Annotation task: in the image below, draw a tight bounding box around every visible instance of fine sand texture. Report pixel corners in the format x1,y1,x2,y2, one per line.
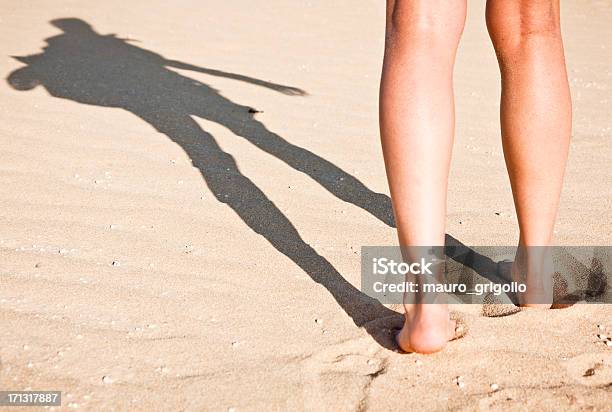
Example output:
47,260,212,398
1,1,611,410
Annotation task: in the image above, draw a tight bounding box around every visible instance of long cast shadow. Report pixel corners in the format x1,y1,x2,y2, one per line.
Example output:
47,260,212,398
11,19,518,348
8,18,406,347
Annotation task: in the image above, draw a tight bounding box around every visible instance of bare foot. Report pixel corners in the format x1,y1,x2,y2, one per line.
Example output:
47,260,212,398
395,304,459,354
512,246,554,309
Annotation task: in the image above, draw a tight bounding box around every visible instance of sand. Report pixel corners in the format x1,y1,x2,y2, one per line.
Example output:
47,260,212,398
0,0,611,410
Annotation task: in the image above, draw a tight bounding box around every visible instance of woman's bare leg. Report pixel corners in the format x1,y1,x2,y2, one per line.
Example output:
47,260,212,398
486,0,571,306
379,0,466,353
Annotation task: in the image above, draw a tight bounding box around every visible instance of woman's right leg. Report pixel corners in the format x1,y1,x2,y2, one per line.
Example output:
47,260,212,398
486,0,571,307
380,0,466,353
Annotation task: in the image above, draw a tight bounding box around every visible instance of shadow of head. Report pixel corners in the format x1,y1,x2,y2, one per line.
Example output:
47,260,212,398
7,18,97,91
50,17,93,33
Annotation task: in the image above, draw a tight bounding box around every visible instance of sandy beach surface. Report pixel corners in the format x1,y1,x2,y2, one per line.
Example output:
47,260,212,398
1,0,611,410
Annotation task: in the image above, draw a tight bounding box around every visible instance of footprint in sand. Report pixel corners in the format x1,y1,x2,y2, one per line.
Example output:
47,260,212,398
300,337,387,411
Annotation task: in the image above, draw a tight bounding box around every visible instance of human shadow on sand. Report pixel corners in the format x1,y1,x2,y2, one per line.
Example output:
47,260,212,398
8,18,501,349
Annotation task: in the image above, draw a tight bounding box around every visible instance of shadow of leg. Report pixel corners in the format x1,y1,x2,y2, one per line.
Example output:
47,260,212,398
218,115,396,227
139,112,401,348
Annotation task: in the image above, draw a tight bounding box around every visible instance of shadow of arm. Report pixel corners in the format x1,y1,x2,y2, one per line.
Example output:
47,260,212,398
7,67,40,91
7,56,41,91
164,59,307,96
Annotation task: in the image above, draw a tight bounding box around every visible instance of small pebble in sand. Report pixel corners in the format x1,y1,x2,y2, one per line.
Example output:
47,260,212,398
314,318,323,325
606,341,612,347
102,375,113,384
452,376,465,388
596,334,608,341
490,383,499,391
231,341,240,348
34,262,42,268
415,359,422,365
583,368,596,377
597,324,605,331
111,261,121,267
109,224,117,229
59,248,68,254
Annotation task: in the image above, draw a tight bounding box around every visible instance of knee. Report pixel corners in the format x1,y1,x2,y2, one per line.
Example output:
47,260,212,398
384,0,466,53
487,0,561,53
519,5,560,38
